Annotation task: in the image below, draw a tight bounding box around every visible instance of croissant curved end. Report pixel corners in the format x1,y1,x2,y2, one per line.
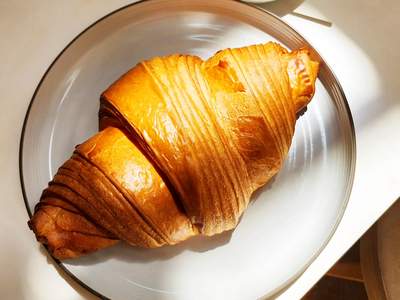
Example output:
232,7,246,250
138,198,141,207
29,206,118,259
286,49,320,113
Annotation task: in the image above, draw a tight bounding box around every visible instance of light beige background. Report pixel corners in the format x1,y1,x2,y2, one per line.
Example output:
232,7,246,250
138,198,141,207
0,0,399,299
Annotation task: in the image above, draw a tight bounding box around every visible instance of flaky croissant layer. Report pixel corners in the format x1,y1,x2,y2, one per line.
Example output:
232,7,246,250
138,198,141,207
29,42,319,259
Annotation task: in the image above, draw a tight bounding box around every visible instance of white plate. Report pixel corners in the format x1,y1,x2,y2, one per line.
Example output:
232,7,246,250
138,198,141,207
20,0,355,299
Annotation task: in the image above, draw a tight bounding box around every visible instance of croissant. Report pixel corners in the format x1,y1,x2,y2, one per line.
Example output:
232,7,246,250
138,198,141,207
28,42,319,259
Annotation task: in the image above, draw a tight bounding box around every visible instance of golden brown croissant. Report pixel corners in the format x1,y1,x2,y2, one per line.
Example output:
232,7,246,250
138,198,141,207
28,42,319,259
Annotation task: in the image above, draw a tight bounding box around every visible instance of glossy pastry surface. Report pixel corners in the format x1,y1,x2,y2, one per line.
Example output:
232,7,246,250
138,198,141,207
29,42,319,259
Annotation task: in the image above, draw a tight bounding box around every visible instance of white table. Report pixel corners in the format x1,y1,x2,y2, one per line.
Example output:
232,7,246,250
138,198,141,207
1,1,398,299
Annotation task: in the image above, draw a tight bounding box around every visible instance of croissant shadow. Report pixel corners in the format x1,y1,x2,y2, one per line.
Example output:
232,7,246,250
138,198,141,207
66,227,233,267
66,173,282,267
64,177,283,268
249,174,277,204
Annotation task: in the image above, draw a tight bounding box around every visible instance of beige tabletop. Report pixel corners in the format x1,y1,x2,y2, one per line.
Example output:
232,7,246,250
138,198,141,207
0,0,399,299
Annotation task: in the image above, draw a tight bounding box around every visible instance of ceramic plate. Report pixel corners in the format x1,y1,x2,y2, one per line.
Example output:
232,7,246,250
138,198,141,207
20,0,355,299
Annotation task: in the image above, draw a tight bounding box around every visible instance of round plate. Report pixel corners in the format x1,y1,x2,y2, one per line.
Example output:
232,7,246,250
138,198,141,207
20,0,355,299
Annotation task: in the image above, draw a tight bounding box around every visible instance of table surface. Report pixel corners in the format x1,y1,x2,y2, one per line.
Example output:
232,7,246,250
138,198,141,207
1,0,399,299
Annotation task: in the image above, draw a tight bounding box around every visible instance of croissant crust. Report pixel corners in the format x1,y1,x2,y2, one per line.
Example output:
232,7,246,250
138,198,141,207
29,42,319,259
